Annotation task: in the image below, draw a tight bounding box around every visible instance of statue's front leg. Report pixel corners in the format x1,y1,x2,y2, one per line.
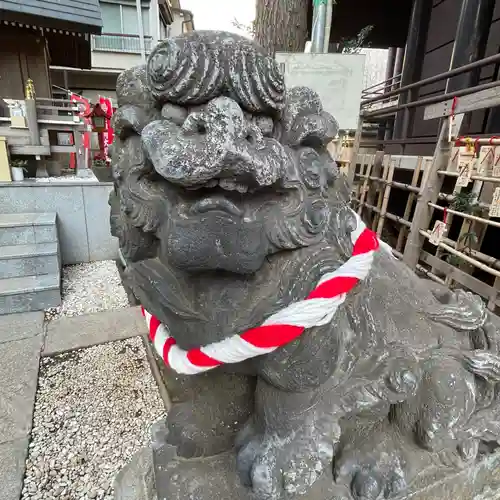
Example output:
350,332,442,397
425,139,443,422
159,365,256,458
236,377,340,499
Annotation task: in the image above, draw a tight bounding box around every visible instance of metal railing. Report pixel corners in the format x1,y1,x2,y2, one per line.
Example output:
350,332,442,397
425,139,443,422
91,33,153,54
360,52,500,120
361,73,402,112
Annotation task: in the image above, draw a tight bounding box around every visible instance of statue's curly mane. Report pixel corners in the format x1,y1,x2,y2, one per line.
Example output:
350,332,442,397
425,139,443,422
147,31,285,113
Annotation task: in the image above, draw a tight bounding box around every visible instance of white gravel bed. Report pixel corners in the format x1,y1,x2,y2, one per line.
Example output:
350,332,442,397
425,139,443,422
22,337,166,500
46,261,129,321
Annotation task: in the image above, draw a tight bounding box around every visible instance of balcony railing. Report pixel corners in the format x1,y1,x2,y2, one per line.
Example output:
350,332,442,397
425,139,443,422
91,33,153,54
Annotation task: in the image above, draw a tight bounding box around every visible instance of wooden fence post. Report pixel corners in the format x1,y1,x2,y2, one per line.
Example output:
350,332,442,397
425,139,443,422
376,156,395,237
364,151,384,227
25,99,40,146
357,154,374,217
347,115,364,188
396,156,423,253
402,117,462,269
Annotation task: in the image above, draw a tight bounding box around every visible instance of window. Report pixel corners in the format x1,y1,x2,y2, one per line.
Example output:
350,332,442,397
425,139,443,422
101,3,121,33
142,9,150,37
99,2,150,35
96,2,152,52
122,5,139,34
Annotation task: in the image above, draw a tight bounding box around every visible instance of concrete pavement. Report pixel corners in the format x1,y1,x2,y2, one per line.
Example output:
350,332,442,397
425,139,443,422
0,307,146,500
0,311,44,500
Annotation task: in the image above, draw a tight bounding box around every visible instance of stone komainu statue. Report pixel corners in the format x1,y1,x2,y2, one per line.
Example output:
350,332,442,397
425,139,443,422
110,31,500,500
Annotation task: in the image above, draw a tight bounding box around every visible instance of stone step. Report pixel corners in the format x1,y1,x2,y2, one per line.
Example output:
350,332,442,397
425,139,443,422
0,274,61,315
0,242,60,279
0,213,57,247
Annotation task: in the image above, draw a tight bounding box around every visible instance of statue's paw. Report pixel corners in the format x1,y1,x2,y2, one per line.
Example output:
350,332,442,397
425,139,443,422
166,399,244,458
236,420,339,499
166,402,209,458
336,460,408,500
437,438,479,468
334,423,414,500
349,469,407,500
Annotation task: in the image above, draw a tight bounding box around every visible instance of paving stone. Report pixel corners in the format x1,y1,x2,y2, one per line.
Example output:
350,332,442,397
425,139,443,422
0,335,42,443
43,306,147,356
0,311,44,344
0,437,29,500
0,274,61,315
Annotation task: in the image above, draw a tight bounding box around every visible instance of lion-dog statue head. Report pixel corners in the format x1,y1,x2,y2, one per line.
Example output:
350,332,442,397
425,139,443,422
110,30,341,277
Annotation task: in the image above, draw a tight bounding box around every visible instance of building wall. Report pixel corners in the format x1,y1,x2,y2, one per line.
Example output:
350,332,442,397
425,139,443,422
81,89,118,103
170,13,185,37
0,26,51,99
91,50,143,71
0,181,118,264
401,0,500,155
360,48,390,90
51,70,118,95
48,1,191,103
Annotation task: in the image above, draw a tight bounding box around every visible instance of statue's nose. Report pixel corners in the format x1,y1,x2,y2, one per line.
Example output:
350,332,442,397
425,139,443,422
180,99,276,184
182,97,248,141
143,95,288,188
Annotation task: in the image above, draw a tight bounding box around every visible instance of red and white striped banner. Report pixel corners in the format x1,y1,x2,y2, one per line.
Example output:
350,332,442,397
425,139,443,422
142,213,386,375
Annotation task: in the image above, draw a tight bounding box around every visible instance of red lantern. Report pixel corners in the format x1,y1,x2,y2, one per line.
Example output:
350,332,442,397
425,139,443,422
83,103,111,133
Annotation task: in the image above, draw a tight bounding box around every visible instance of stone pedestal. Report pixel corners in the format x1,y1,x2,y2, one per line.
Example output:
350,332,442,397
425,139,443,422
115,420,349,500
115,423,500,500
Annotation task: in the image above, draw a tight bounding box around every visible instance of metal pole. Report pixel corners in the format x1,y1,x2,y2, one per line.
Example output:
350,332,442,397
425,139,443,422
63,70,69,92
378,47,397,141
445,0,496,93
323,0,334,53
393,48,405,88
136,0,146,63
311,0,327,53
445,0,496,132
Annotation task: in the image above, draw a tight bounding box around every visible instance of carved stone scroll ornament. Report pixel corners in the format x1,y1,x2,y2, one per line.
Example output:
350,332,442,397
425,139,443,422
110,31,500,500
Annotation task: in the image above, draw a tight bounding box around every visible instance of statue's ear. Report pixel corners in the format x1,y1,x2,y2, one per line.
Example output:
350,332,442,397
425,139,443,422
284,112,339,149
279,86,339,148
109,190,159,263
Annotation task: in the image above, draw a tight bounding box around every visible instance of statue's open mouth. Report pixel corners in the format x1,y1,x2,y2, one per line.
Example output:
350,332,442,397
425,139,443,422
165,172,287,218
191,194,243,217
187,178,248,216
186,177,250,193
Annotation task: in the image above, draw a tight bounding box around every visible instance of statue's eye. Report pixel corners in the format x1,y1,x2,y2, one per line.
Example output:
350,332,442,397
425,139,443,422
161,103,187,125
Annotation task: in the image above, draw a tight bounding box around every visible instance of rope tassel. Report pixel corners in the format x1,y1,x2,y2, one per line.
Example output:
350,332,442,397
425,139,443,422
141,213,382,375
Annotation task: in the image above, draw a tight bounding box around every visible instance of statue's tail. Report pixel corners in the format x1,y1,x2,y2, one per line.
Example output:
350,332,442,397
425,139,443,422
438,310,500,384
427,287,500,384
462,350,500,384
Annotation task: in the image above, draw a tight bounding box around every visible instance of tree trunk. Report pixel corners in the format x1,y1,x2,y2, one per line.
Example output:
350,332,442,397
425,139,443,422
254,0,310,55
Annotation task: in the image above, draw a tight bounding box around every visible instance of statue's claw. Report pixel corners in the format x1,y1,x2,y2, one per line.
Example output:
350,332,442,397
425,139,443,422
236,418,339,499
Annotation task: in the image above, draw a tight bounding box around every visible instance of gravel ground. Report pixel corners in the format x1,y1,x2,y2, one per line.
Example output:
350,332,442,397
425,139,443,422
22,337,166,500
46,261,129,321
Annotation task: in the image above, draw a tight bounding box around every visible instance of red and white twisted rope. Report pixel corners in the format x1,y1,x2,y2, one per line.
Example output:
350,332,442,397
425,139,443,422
141,213,386,375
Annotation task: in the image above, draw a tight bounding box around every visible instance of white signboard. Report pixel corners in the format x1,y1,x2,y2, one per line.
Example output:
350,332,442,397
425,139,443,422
275,52,366,131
